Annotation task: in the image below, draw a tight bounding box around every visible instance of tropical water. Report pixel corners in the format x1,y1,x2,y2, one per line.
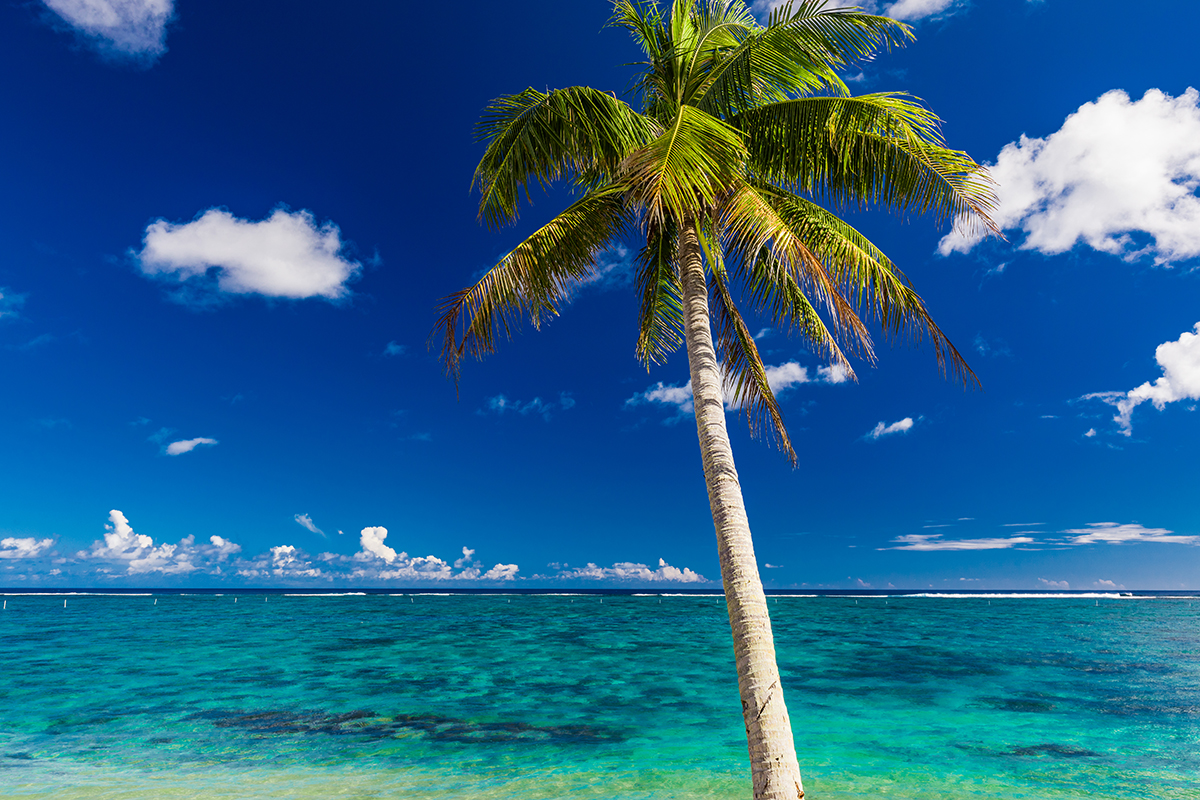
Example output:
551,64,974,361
1,592,1198,799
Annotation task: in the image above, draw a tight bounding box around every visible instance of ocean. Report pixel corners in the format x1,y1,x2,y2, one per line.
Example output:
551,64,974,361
1,591,1197,799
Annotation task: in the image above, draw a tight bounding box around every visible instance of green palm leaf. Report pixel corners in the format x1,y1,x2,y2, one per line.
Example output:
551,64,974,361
700,225,797,463
735,93,998,230
758,183,978,385
635,222,686,366
434,188,631,381
474,86,658,228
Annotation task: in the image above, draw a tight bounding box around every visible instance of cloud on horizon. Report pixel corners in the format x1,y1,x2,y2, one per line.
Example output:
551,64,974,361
940,88,1200,265
540,558,707,584
136,208,361,301
42,0,174,61
78,509,241,574
1,536,56,559
1083,322,1200,435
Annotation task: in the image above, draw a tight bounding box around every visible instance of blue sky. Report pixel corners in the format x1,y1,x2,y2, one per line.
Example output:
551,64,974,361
2,0,1198,591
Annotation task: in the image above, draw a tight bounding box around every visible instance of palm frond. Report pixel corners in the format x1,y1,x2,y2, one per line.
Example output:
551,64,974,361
770,1,912,65
692,1,911,117
433,188,631,383
609,0,668,60
699,225,797,464
635,222,686,367
719,181,874,358
758,184,978,385
735,94,998,233
474,86,657,228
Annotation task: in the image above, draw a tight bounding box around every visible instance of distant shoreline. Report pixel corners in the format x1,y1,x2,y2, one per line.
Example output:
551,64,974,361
2,587,1197,598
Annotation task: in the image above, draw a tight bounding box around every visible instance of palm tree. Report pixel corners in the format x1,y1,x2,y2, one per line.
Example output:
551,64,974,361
433,1,996,797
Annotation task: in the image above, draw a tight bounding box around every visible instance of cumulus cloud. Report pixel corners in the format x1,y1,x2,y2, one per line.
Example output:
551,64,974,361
165,437,217,456
0,537,55,559
344,527,519,582
236,544,327,580
880,533,1036,551
481,392,574,420
1061,522,1198,546
359,526,397,563
80,509,242,574
136,208,361,300
628,360,845,416
1094,579,1125,590
294,514,325,538
865,417,914,440
546,558,707,583
482,563,520,581
1038,578,1069,589
1084,323,1200,434
42,0,173,59
939,88,1200,265
752,0,959,22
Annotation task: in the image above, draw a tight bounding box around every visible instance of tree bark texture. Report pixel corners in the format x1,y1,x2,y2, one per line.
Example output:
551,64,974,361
677,218,805,800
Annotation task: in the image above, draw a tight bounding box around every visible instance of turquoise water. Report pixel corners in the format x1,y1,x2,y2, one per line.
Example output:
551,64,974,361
1,593,1198,799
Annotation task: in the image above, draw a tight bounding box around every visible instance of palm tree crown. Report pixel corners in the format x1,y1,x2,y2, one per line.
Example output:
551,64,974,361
437,0,995,462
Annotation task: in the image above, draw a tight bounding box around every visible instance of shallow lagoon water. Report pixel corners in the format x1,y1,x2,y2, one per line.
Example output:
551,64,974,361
1,593,1198,798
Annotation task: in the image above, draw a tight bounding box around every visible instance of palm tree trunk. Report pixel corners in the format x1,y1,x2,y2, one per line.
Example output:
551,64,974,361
677,217,805,800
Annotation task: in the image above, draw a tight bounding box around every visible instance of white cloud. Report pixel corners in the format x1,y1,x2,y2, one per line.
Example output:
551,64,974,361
816,363,850,384
383,341,406,357
1084,428,1097,438
881,0,957,21
165,437,217,456
1086,323,1200,434
1061,522,1198,546
1038,577,1069,589
548,558,707,583
482,563,519,581
881,533,1036,551
1094,578,1125,590
294,514,325,538
865,417,913,440
344,528,517,581
42,0,173,59
764,563,784,569
628,360,844,416
0,537,55,559
236,544,327,580
359,526,397,564
80,509,242,574
137,208,361,300
940,88,1200,265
